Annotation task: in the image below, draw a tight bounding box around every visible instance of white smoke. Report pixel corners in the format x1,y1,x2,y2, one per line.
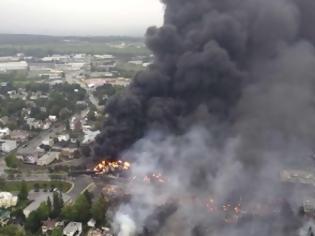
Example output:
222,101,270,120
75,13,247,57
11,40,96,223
113,212,136,236
299,220,315,236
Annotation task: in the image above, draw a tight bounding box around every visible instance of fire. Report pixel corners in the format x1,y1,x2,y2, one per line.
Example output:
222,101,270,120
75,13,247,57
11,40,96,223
144,172,168,184
94,160,131,174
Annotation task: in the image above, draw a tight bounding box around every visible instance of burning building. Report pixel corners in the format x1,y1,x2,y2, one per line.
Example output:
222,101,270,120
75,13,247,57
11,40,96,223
93,0,315,235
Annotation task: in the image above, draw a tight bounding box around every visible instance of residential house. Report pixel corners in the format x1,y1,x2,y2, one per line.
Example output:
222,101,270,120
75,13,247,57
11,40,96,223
0,209,10,227
37,152,60,166
0,128,10,138
41,218,57,234
0,140,17,153
83,130,100,144
63,222,82,236
49,115,57,122
70,116,82,131
57,134,70,143
10,130,30,143
87,218,96,228
0,192,18,208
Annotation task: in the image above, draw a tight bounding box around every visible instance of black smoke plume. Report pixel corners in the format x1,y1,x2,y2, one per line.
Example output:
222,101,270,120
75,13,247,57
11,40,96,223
95,0,315,160
96,0,315,235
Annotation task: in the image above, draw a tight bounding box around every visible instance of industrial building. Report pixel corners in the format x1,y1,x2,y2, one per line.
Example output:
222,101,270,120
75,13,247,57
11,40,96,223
0,61,28,72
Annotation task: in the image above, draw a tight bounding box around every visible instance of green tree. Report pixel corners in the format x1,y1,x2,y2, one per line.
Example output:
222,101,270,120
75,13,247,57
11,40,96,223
47,197,52,214
61,194,91,222
25,203,50,233
5,153,19,168
51,228,63,236
0,225,26,236
18,181,28,202
51,192,63,218
61,205,75,222
83,190,93,206
91,197,107,226
73,194,91,222
34,183,40,192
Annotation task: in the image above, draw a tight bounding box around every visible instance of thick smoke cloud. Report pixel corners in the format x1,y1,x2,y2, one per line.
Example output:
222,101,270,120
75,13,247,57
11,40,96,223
95,0,315,159
95,0,315,235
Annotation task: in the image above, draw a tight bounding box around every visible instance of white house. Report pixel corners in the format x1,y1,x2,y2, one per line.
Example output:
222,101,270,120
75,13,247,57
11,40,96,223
48,115,57,122
0,192,18,208
37,152,60,166
0,140,17,153
0,128,10,138
63,222,82,236
57,134,70,142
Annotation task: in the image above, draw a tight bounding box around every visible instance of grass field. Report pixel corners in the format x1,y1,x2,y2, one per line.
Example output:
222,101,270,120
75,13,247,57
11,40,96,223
0,180,72,193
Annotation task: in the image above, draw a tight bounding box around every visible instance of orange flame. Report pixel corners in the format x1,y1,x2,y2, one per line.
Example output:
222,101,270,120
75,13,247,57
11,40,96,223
94,160,131,174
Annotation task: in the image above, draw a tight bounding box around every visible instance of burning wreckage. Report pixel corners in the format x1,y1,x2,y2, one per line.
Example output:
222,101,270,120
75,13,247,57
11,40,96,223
90,0,315,235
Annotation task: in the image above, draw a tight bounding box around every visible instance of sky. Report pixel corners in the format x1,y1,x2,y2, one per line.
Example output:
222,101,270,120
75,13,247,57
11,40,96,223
0,0,164,36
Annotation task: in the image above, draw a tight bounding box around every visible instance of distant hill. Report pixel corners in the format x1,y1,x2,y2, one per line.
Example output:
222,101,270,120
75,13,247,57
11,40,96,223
0,34,148,57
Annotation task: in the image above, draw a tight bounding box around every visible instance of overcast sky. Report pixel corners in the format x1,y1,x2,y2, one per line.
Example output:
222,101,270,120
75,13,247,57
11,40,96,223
0,0,164,36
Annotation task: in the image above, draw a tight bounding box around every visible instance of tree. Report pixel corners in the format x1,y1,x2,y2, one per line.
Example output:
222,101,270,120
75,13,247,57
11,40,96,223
61,193,91,223
0,225,26,236
61,205,75,222
25,203,50,233
84,190,93,206
47,197,52,213
51,228,63,236
5,153,19,168
91,197,107,226
18,181,28,202
73,194,91,222
34,183,40,192
51,192,63,218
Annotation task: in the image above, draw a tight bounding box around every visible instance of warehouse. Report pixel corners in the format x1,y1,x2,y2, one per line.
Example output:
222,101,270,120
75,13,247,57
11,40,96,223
0,61,28,72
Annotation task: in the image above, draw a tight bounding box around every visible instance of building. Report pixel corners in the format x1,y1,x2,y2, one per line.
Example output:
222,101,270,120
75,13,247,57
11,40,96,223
37,152,60,166
24,192,70,218
0,192,18,208
10,130,29,143
0,140,17,153
63,222,82,236
49,115,57,122
0,128,10,138
60,148,77,159
70,116,82,131
0,209,10,226
22,155,37,165
0,61,28,72
83,130,100,144
57,134,70,143
87,218,96,228
41,218,57,234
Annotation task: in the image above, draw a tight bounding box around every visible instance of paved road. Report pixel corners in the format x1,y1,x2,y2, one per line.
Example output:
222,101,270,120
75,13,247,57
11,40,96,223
0,154,6,177
67,175,94,200
65,72,104,111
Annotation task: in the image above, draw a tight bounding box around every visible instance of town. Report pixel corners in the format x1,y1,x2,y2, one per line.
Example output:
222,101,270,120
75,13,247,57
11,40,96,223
0,35,152,236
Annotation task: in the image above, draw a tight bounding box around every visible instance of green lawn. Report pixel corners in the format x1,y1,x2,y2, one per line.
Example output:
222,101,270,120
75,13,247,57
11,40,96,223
0,180,72,193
